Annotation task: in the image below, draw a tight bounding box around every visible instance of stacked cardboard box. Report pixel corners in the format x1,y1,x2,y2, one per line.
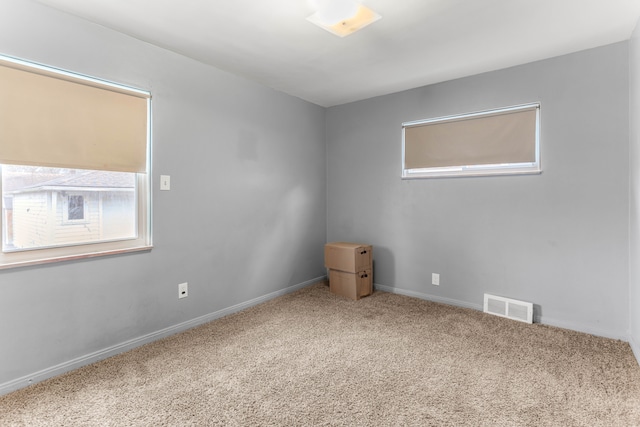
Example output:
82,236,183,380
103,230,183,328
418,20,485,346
324,242,373,300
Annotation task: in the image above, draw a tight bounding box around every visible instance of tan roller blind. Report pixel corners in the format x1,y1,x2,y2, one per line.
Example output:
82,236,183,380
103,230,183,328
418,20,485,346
0,59,149,173
404,106,537,170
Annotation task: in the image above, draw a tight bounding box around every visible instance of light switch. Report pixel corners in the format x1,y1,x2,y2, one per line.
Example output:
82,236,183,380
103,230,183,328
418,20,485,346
160,175,171,191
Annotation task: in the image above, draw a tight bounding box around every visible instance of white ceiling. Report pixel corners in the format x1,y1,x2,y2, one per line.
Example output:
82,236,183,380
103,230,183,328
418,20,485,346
34,0,640,107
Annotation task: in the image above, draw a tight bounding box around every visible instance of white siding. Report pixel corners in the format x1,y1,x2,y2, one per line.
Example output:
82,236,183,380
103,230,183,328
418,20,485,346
52,192,101,245
12,192,50,248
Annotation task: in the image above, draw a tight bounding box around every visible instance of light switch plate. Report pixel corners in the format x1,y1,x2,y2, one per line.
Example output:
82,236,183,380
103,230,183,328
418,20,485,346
160,175,171,191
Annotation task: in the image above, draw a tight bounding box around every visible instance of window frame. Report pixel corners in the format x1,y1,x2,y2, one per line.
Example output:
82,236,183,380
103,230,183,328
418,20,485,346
0,55,152,269
401,103,541,179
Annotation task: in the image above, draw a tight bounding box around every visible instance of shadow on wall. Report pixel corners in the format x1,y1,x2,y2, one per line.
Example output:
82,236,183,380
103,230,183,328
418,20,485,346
372,245,395,287
533,304,543,323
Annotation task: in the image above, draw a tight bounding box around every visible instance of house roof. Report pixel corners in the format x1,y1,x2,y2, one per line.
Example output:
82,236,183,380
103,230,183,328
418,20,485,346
6,170,135,194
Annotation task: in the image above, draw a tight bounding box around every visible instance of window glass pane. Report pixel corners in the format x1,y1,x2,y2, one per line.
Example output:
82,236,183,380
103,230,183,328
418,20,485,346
1,165,137,252
68,195,84,220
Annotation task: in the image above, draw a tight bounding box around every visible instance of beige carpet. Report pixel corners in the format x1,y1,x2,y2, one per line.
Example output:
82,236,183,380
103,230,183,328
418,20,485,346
1,282,640,426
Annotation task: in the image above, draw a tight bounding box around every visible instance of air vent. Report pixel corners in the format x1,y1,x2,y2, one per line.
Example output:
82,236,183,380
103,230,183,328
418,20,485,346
483,294,533,324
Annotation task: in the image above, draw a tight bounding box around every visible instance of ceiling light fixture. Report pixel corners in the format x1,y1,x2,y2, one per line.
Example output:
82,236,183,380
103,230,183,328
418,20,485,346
307,0,381,37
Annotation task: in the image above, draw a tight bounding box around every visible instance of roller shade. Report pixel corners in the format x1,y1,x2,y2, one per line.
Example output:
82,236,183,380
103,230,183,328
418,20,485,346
403,105,538,170
0,58,149,173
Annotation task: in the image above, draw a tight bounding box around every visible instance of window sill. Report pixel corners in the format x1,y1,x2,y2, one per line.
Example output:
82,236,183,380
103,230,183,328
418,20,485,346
402,166,542,179
0,245,153,270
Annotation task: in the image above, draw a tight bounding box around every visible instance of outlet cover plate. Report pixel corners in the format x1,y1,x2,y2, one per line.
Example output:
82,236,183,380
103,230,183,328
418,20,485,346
432,273,440,286
178,282,188,299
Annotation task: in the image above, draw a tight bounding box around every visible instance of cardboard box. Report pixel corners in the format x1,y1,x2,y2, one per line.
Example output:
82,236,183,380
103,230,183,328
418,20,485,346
329,268,373,300
324,242,372,273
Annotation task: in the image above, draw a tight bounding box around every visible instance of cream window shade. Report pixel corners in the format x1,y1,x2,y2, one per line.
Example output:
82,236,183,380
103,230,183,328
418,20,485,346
402,104,540,178
0,57,150,173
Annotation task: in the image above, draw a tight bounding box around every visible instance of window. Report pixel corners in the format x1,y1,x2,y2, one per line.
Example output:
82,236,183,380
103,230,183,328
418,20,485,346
67,195,85,221
0,55,151,268
402,103,540,179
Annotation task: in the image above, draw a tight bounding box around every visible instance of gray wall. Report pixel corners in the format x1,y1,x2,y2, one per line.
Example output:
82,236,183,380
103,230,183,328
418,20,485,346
327,42,630,340
630,20,640,362
0,0,327,392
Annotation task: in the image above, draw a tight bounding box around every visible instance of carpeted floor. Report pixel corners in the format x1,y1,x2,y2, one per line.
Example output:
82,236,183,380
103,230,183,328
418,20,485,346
1,282,640,426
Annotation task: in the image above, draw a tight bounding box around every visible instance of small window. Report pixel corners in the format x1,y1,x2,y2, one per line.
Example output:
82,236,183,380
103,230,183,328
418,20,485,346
402,103,540,179
0,54,151,268
67,195,85,221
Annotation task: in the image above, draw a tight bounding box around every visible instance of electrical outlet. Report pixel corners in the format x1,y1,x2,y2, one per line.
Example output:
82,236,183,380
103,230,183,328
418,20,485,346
178,282,188,299
432,273,440,286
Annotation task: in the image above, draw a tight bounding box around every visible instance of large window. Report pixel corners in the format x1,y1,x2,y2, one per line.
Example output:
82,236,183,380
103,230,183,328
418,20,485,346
0,55,151,269
402,103,540,178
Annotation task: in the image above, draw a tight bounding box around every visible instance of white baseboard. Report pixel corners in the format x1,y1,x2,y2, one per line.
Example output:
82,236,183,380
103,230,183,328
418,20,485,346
0,276,326,397
374,283,628,342
374,283,483,311
532,315,628,342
